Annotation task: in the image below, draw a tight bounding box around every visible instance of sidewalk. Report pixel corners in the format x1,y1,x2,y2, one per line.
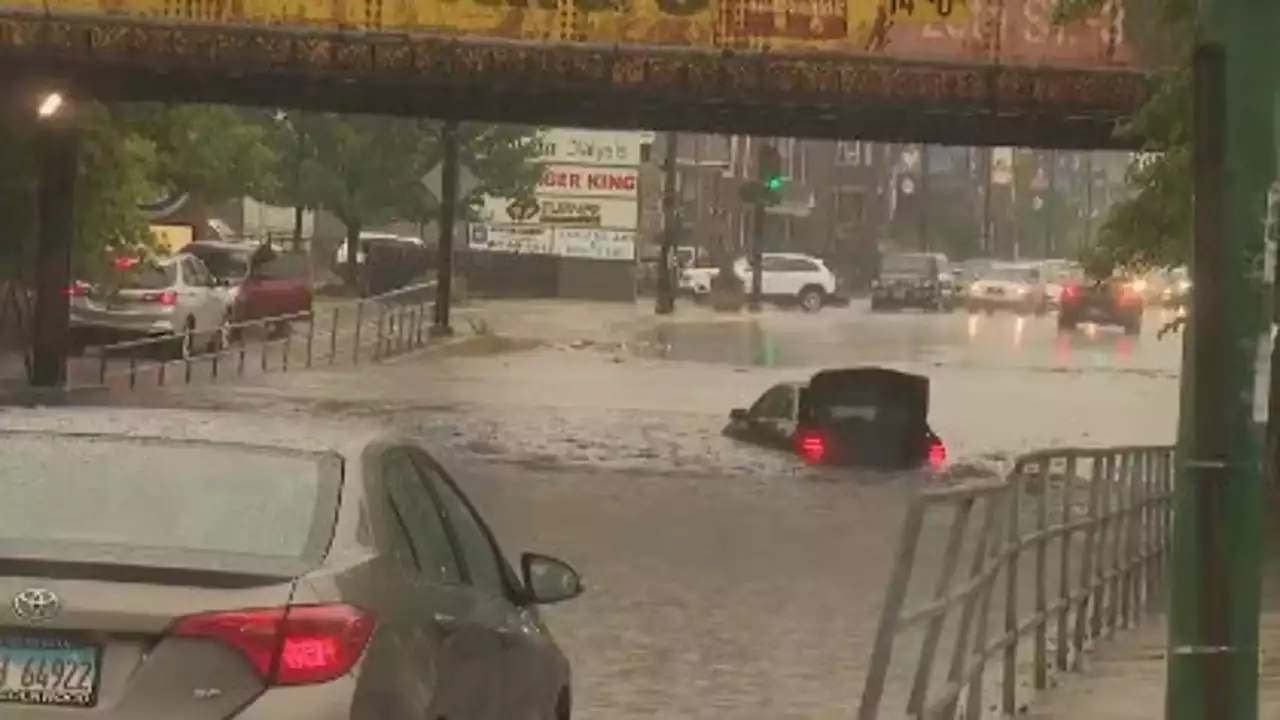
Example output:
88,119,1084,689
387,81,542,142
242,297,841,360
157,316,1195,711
1029,614,1280,718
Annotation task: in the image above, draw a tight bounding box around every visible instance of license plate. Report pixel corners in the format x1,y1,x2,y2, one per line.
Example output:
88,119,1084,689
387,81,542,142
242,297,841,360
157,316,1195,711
1087,308,1104,318
892,288,905,298
0,636,99,707
986,287,1003,295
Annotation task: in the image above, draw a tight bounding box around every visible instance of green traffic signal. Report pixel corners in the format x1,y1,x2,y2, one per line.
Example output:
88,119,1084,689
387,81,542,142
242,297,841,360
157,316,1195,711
764,175,783,191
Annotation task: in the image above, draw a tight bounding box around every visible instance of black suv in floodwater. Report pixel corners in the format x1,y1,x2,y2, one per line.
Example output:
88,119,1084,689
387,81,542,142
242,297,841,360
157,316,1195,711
1058,276,1145,335
871,252,954,311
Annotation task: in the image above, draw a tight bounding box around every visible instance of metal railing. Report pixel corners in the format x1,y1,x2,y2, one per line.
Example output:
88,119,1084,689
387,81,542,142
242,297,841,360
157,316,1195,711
69,281,438,391
858,445,1175,719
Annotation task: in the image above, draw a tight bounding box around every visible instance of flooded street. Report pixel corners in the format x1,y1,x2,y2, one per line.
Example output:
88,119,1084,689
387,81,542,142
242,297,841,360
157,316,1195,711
34,299,1183,718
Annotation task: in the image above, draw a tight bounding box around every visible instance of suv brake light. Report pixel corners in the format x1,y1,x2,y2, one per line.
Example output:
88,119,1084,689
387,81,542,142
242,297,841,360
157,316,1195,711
796,428,827,464
170,604,374,686
1061,284,1079,301
927,438,947,468
142,290,177,306
65,282,89,298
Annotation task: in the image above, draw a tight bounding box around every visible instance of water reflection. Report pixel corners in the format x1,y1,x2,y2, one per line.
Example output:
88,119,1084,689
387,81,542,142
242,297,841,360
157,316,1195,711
964,313,1028,348
1012,316,1026,349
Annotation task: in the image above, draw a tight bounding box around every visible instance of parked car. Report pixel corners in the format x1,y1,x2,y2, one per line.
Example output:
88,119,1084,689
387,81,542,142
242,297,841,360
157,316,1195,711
870,252,954,312
1058,276,1145,335
964,262,1050,315
681,253,843,312
723,367,946,471
68,254,232,358
184,241,313,338
0,408,582,720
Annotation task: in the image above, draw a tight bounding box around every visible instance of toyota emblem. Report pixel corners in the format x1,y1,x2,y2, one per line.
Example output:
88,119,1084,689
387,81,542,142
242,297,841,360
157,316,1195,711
12,588,61,622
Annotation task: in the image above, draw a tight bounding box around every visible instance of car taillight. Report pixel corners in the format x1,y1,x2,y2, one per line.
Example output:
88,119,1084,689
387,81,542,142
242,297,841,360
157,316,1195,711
65,282,88,297
927,438,947,469
1061,285,1079,300
142,290,177,306
170,604,374,686
796,428,827,464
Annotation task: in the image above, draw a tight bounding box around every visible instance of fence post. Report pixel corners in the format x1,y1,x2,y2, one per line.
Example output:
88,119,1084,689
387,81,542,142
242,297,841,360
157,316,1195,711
1002,473,1023,715
1090,454,1114,639
305,311,315,369
1073,454,1105,669
937,492,1001,719
353,300,364,365
1033,459,1050,690
1056,454,1078,672
963,493,1010,720
330,307,340,366
905,497,974,715
856,500,927,720
1107,453,1128,636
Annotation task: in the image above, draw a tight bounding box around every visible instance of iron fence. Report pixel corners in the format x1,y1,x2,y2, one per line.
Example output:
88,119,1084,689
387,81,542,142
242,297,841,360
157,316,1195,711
857,445,1175,719
68,281,438,391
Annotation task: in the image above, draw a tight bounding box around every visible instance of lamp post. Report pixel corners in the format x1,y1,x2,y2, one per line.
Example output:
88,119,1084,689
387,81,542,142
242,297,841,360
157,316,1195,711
30,91,77,388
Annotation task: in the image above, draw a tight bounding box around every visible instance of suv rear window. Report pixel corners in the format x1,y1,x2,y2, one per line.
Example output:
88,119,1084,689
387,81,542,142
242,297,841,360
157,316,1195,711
188,246,250,282
115,263,176,290
257,252,310,281
882,255,933,275
0,435,334,566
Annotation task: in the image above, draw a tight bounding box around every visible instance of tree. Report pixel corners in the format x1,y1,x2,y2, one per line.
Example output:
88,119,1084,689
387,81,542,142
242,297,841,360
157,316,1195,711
262,113,542,287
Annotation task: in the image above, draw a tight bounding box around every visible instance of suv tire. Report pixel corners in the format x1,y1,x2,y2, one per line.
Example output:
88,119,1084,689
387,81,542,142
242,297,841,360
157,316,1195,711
798,286,824,313
1058,315,1078,331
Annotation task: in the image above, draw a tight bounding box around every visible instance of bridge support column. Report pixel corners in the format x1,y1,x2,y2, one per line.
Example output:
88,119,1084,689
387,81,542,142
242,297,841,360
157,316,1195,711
1167,0,1280,716
30,121,77,388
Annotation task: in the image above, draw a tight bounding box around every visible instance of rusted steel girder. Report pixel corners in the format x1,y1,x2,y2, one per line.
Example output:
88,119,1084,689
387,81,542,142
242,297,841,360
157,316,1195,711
0,12,1154,148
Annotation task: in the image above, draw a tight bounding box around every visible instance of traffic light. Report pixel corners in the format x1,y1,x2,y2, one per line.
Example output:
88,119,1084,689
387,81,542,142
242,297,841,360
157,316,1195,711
759,145,783,193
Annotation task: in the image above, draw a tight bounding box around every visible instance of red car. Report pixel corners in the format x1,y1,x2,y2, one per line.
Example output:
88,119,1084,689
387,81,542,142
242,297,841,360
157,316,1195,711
184,241,313,336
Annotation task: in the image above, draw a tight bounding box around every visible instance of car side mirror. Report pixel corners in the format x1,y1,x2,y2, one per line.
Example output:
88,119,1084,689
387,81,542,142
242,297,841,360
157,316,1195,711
520,552,583,605
730,408,748,421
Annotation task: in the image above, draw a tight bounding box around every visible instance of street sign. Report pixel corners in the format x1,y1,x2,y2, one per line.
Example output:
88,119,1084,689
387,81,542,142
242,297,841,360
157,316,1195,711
421,161,481,205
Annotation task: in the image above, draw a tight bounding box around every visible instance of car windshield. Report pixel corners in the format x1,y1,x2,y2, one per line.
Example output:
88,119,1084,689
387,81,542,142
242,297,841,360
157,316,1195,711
115,261,176,290
190,247,250,281
882,254,932,275
0,435,331,566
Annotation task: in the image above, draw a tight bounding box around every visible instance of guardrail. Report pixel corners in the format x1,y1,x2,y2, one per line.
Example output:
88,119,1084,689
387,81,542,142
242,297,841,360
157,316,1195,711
857,446,1175,719
70,281,438,391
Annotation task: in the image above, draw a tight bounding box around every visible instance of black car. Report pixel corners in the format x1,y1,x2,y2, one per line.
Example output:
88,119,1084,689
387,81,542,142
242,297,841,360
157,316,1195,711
871,252,954,312
1058,277,1144,335
724,367,946,470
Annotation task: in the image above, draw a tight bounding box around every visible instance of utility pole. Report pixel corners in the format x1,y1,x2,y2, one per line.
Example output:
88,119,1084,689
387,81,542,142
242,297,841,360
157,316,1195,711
747,140,782,313
1166,0,1279,716
918,144,930,252
1045,150,1057,256
655,131,678,315
981,147,993,256
1083,152,1094,250
30,101,76,388
431,119,460,338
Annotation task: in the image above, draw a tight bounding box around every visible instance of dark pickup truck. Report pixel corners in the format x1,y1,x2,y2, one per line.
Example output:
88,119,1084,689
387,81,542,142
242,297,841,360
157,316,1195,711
1058,278,1144,335
871,252,954,312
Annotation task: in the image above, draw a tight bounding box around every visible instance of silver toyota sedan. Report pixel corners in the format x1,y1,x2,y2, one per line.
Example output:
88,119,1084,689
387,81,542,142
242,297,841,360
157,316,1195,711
0,408,581,719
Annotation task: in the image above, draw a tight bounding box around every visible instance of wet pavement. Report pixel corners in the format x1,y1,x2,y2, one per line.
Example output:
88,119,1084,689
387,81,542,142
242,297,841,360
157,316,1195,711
9,298,1185,719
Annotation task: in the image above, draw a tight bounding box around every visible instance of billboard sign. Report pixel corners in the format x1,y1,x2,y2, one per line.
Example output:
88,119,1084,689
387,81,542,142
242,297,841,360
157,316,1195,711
555,228,637,261
533,130,649,167
538,165,640,199
480,196,639,230
468,225,554,254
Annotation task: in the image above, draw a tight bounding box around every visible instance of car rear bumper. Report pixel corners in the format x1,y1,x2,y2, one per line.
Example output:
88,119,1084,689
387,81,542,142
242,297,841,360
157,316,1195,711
965,295,1034,310
871,287,945,306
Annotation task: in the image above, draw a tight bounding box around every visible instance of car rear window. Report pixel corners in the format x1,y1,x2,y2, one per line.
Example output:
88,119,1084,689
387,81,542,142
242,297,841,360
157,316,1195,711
257,252,310,281
189,247,250,281
115,263,176,290
0,436,335,566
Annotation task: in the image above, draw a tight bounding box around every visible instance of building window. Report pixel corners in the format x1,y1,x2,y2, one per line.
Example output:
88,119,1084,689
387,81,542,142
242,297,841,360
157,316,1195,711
836,141,873,167
834,187,866,224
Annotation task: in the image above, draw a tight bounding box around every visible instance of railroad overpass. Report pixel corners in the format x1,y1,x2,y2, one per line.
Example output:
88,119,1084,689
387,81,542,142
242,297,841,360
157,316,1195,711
0,0,1154,148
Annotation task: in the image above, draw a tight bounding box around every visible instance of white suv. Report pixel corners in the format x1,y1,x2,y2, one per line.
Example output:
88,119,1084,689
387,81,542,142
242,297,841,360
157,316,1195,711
682,252,840,312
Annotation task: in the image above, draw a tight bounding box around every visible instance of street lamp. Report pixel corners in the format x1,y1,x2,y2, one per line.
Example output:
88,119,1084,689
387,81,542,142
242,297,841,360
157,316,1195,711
36,92,65,120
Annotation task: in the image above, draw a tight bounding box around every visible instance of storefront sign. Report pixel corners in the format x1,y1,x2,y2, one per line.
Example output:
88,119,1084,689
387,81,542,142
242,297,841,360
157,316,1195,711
538,165,640,199
481,196,639,230
532,130,649,167
555,228,637,261
467,224,554,254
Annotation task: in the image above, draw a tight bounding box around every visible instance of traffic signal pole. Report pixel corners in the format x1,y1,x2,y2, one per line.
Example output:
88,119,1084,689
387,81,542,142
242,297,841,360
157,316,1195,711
1166,0,1279,715
655,131,678,315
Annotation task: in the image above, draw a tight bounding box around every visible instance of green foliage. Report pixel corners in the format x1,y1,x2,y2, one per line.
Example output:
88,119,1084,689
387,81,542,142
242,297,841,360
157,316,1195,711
1054,0,1194,274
